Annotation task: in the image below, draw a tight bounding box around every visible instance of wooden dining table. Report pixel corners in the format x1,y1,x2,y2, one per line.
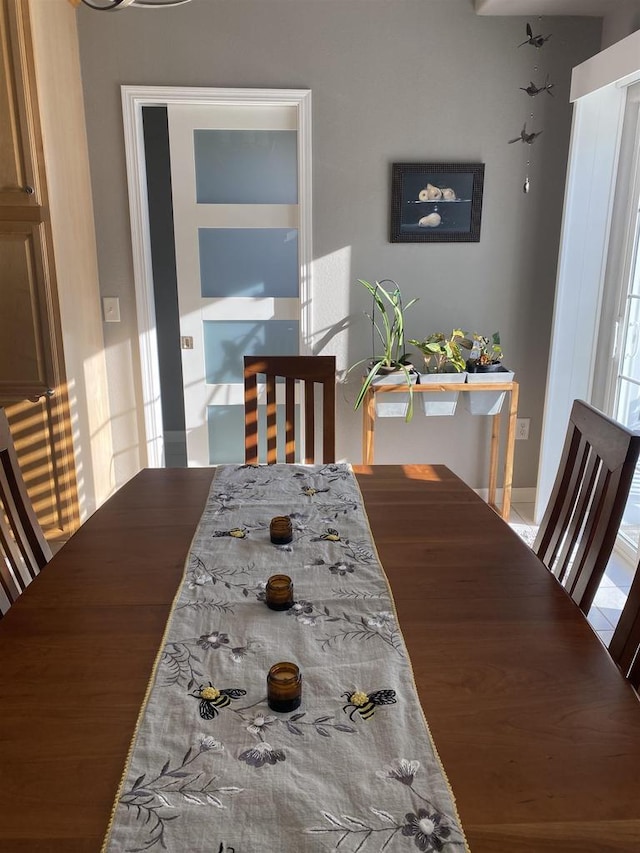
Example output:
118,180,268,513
0,464,639,852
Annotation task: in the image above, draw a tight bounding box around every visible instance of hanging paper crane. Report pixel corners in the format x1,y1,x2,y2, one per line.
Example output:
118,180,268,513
518,23,551,48
520,76,555,97
508,123,543,145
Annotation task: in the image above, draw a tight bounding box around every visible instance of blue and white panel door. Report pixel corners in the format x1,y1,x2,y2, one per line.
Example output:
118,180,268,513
168,103,303,465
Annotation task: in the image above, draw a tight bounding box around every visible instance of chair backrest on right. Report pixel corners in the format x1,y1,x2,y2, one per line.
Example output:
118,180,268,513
0,408,53,616
534,400,640,615
243,355,336,465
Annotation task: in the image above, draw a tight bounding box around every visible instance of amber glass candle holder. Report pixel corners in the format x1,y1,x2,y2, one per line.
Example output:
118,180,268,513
267,661,302,712
265,574,294,611
270,516,293,545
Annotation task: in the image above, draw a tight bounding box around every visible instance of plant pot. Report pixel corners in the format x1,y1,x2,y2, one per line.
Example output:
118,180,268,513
464,365,514,415
418,372,466,416
373,369,417,418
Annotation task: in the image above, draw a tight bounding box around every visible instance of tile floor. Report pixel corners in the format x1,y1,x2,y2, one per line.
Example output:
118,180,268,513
509,502,636,648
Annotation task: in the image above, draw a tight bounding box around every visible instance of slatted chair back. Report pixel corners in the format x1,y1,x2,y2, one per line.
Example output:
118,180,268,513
243,356,336,465
609,568,640,690
0,408,52,616
533,400,640,614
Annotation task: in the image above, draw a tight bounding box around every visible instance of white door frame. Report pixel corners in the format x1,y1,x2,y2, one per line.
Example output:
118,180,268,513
121,85,313,467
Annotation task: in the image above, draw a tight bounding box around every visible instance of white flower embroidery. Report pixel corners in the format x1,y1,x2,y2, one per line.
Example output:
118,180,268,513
246,713,277,736
376,758,420,785
187,569,211,589
199,735,224,753
367,610,394,628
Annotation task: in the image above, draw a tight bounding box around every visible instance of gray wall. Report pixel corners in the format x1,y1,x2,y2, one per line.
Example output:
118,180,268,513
602,0,640,48
76,0,600,489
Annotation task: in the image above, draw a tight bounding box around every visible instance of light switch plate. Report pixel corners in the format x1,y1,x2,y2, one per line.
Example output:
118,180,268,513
103,296,121,323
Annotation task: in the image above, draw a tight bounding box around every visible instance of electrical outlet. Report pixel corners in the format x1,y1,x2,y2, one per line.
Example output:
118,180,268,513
516,418,530,440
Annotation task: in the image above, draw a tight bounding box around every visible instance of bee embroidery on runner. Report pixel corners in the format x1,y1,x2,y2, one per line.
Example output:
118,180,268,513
191,683,247,720
213,527,248,539
342,689,397,721
301,485,329,497
311,527,341,542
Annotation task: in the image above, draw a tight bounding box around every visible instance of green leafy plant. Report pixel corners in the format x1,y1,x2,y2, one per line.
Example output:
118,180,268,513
409,330,469,374
464,332,503,368
348,279,418,421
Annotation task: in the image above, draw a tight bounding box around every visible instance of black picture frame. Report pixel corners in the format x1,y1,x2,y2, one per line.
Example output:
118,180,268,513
390,162,485,243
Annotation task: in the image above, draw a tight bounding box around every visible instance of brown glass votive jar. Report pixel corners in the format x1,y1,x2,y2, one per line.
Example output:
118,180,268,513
265,574,294,611
270,515,293,545
267,661,302,712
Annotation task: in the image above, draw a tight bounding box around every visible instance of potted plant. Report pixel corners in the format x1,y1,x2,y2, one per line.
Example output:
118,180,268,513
349,279,418,421
409,329,468,416
463,332,515,415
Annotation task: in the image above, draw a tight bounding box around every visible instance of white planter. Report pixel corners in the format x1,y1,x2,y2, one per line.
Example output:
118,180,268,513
418,372,466,416
373,371,417,418
464,367,515,415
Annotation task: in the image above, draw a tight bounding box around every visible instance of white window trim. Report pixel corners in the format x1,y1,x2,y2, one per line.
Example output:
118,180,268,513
536,31,640,521
120,86,312,467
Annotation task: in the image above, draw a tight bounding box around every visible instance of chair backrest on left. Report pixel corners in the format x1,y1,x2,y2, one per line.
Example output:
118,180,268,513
533,400,640,614
244,356,336,465
0,408,52,616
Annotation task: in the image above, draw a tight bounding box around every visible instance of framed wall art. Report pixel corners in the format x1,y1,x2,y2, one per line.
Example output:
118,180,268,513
390,162,485,243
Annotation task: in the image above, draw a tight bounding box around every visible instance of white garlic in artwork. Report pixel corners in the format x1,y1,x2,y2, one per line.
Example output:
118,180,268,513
418,212,442,228
425,183,442,200
441,187,457,200
418,188,430,201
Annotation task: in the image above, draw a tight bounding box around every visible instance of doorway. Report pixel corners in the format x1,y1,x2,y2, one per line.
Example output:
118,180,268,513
121,86,312,467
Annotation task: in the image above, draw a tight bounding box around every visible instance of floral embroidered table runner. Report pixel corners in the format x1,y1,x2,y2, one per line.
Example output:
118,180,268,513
103,463,468,853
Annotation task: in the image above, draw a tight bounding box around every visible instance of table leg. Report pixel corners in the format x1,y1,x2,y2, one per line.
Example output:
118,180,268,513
502,381,519,521
489,413,500,511
363,389,375,464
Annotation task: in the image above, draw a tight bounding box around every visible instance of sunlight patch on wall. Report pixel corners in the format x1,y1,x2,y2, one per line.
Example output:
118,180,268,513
308,246,352,374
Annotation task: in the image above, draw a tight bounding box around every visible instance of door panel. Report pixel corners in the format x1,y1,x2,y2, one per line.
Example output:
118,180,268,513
0,220,52,400
0,219,78,540
193,128,298,204
203,320,300,384
5,393,78,539
199,228,299,298
0,0,41,208
207,402,300,465
167,102,303,466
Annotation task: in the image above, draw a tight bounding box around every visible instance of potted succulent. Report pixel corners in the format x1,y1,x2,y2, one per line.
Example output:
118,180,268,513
409,329,468,416
463,332,515,415
349,278,418,421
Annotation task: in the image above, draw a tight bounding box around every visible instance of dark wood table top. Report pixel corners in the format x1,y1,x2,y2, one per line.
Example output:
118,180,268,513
0,465,639,852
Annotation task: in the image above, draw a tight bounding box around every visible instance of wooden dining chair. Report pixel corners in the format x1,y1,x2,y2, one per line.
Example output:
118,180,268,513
533,400,640,614
608,567,640,690
243,356,336,465
0,408,52,616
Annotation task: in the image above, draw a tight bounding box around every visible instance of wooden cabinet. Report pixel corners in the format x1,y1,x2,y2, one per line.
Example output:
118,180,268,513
0,0,41,210
0,0,80,540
